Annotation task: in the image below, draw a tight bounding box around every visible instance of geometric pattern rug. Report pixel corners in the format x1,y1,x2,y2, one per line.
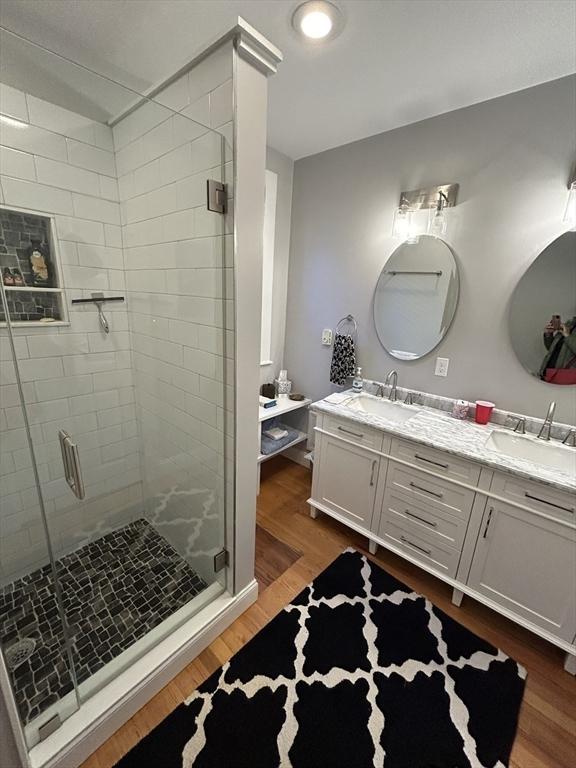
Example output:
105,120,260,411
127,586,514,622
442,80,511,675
115,548,526,768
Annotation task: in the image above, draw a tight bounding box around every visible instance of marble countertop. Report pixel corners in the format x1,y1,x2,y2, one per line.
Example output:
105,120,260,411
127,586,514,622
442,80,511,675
311,392,576,494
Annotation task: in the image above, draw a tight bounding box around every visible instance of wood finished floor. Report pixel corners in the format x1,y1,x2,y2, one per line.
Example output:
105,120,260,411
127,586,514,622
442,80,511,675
82,457,576,768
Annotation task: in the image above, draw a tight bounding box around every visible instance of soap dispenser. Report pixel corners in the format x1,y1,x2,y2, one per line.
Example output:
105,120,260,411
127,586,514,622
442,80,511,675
352,366,364,392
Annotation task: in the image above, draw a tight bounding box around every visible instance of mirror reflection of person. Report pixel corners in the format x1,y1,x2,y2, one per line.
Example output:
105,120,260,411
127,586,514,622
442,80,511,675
539,315,576,382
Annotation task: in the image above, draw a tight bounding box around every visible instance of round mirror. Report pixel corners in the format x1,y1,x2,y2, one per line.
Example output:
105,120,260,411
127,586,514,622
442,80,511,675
510,231,576,385
374,236,460,360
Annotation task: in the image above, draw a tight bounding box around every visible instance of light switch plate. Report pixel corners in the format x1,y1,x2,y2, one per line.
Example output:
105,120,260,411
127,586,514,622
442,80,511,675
435,357,449,377
321,329,333,346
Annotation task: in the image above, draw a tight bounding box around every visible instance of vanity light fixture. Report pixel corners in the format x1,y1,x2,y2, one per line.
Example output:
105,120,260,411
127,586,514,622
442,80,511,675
563,180,576,230
392,198,414,240
391,183,459,240
428,192,449,236
292,1,343,41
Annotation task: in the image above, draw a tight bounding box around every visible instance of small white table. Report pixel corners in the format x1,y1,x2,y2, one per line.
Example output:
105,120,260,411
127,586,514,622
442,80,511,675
257,397,311,486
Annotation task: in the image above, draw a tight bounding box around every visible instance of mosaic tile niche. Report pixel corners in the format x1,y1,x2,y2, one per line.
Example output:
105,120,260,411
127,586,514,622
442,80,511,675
0,208,63,323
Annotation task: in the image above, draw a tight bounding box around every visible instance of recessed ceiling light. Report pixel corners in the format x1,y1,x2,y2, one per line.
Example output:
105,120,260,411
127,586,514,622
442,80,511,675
292,1,343,41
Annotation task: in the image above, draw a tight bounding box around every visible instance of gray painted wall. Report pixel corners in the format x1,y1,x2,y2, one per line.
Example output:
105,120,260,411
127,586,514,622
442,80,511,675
260,146,294,387
284,75,576,423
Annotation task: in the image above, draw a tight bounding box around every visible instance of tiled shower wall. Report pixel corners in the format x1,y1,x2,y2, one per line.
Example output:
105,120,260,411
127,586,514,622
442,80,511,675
0,83,142,585
114,43,234,583
0,44,235,586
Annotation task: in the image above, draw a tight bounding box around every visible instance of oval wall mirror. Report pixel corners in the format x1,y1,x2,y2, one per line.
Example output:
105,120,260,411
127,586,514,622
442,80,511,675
509,230,576,385
374,235,460,360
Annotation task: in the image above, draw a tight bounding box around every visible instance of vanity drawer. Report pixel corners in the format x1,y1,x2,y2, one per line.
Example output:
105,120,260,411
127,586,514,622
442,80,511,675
390,438,481,486
490,472,575,525
386,463,475,520
323,414,385,451
380,487,468,551
377,515,461,578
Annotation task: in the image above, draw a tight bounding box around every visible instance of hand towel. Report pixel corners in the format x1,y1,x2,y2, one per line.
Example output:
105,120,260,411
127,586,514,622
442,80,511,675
330,333,356,385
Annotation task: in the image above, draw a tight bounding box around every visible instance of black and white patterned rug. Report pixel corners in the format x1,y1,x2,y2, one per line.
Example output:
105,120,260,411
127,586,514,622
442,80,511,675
116,549,526,768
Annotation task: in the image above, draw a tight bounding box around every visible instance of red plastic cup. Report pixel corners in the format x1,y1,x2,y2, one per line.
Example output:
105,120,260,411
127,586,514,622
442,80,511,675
475,400,495,425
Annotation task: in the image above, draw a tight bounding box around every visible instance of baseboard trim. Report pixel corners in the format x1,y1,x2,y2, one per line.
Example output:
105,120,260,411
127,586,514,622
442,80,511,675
29,580,259,768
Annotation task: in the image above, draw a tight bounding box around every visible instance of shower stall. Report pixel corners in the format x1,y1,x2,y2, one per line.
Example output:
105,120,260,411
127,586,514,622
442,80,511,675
0,20,278,767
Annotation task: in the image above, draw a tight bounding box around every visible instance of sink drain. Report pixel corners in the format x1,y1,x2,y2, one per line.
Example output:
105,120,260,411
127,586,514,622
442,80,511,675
4,638,36,670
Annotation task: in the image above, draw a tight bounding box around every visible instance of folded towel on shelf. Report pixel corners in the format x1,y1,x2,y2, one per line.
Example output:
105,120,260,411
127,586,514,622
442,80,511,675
330,333,356,385
263,426,288,441
260,425,299,455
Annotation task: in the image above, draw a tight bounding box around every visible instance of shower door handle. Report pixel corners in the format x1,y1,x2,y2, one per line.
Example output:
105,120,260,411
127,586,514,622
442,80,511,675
59,430,85,500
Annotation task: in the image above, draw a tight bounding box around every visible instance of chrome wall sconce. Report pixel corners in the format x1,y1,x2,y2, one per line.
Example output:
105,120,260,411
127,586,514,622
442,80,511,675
392,183,459,240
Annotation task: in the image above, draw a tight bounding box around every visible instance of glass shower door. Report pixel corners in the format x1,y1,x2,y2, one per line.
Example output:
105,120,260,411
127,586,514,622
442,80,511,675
0,25,232,749
1,288,80,748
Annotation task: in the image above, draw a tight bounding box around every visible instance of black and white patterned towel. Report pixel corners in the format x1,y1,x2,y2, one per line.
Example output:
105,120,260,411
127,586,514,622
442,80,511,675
330,333,356,385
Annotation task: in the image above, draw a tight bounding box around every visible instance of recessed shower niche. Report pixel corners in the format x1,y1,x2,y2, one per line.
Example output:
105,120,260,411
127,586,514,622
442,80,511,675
0,207,66,325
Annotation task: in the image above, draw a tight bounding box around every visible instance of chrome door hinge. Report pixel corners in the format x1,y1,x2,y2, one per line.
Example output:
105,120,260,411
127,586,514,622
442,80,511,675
207,180,227,214
213,548,229,572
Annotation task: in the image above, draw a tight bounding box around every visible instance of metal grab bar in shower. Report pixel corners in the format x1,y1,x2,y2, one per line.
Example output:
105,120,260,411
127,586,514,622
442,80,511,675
59,430,85,500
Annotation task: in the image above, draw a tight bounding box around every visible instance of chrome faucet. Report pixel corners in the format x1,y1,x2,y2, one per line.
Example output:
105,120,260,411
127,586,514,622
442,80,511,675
562,429,576,447
385,370,398,402
374,383,385,398
508,416,526,435
537,401,556,441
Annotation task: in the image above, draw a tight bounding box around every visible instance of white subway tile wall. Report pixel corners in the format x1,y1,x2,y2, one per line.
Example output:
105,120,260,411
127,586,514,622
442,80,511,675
114,43,234,580
0,85,142,584
0,42,234,585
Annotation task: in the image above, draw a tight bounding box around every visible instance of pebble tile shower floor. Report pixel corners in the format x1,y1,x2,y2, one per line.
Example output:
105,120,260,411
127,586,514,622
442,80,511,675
0,519,207,726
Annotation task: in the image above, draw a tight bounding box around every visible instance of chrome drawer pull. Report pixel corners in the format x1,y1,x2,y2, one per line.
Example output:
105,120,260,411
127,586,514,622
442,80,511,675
483,507,494,538
400,535,431,556
337,426,364,439
370,460,377,487
414,453,449,470
404,509,437,528
409,481,444,499
524,492,574,514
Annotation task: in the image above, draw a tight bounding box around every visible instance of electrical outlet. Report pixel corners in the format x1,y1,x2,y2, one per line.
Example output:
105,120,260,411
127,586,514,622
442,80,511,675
435,357,450,377
321,329,333,346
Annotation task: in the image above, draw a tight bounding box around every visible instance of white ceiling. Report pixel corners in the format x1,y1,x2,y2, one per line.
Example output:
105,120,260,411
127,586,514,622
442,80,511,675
0,0,575,159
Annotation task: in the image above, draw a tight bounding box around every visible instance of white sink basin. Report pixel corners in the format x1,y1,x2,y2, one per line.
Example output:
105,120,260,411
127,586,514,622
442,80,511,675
485,430,576,474
345,395,421,425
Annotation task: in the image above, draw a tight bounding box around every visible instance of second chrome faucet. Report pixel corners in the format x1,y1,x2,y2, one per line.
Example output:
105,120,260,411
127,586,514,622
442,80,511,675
384,370,398,402
537,401,556,441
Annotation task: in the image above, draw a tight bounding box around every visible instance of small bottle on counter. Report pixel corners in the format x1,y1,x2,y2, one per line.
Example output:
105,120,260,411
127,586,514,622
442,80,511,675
452,399,469,420
352,366,364,392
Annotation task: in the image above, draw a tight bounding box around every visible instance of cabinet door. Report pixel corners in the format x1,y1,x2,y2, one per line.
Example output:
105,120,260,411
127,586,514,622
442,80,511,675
468,500,576,642
315,435,380,531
